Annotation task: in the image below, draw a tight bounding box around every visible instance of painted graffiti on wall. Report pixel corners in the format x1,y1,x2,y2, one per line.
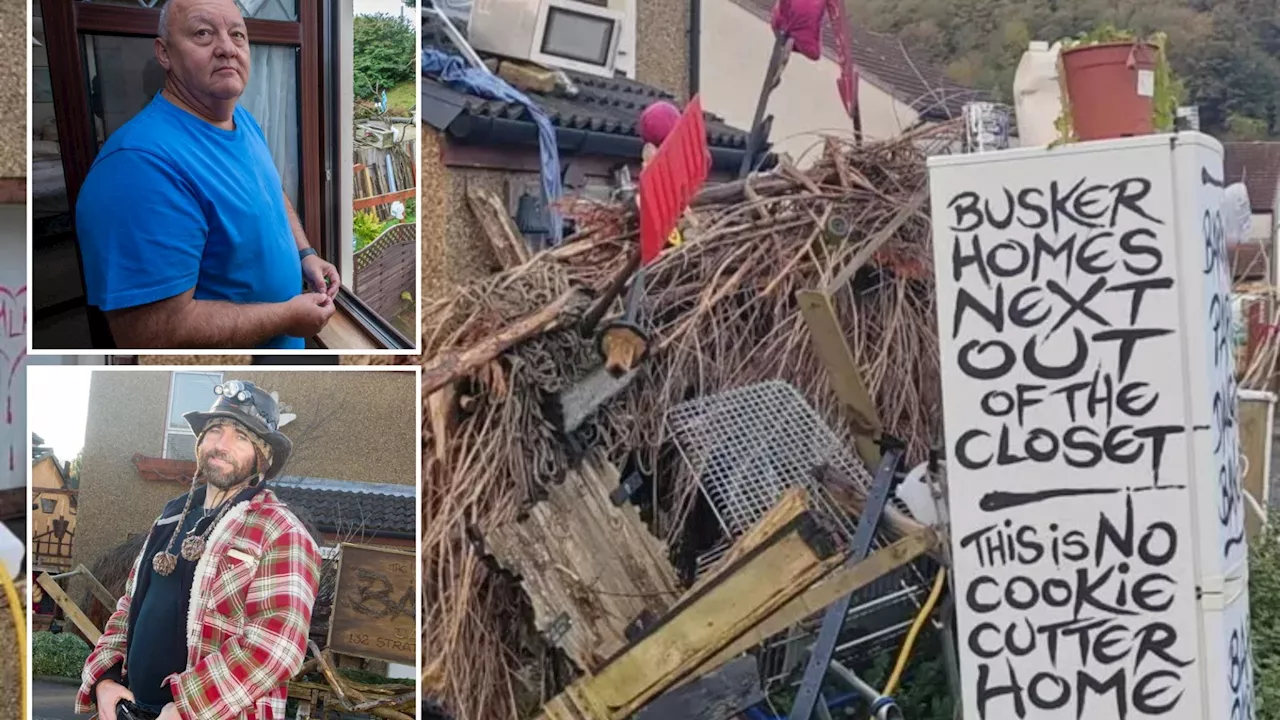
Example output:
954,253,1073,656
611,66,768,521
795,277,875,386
932,147,1203,720
0,284,24,490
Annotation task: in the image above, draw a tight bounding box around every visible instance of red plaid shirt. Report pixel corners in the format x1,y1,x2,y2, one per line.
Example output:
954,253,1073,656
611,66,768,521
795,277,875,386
76,488,321,720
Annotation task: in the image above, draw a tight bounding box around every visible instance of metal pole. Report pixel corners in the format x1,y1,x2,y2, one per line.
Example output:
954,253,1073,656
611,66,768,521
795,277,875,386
738,33,791,178
788,447,904,720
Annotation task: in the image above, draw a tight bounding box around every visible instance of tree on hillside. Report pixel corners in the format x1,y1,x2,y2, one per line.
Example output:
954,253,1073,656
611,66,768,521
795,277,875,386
846,0,1280,138
353,13,416,100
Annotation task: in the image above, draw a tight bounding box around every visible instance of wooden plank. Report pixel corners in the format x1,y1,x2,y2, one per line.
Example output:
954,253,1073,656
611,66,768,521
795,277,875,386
353,187,416,211
689,528,937,680
580,498,842,717
797,289,883,465
635,656,763,720
485,453,680,671
314,305,382,350
1239,393,1274,541
327,544,416,665
36,572,101,645
466,184,532,269
74,565,117,610
0,488,24,521
535,499,936,720
536,504,842,719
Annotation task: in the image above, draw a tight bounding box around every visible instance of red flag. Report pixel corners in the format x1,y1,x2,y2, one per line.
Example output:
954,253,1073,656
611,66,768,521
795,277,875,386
825,0,860,118
638,96,711,266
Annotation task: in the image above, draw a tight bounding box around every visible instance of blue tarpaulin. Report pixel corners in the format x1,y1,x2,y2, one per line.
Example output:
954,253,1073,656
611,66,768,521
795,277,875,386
421,47,564,247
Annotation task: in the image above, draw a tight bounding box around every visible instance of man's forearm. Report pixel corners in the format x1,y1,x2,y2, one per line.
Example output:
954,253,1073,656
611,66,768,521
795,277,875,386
283,194,310,252
110,298,295,349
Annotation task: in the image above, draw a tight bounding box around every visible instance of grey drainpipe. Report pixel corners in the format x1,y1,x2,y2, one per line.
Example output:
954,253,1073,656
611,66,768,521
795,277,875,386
688,0,702,98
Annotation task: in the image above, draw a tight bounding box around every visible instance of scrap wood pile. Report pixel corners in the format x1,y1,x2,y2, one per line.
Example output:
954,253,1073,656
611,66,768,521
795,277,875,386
294,642,417,720
418,124,960,720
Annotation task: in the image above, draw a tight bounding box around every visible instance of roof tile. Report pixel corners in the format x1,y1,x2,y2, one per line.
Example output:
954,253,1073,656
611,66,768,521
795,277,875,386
275,484,415,538
726,0,982,119
421,14,751,149
1224,142,1280,213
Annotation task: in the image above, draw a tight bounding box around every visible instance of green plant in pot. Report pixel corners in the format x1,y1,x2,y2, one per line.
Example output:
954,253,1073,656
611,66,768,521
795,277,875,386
1053,24,1184,143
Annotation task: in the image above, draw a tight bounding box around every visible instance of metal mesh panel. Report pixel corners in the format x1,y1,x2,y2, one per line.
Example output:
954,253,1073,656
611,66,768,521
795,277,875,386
669,381,938,683
667,380,875,540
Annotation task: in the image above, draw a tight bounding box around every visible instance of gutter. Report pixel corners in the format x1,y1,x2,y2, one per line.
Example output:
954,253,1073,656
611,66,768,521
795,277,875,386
317,525,418,541
446,113,769,174
688,0,701,97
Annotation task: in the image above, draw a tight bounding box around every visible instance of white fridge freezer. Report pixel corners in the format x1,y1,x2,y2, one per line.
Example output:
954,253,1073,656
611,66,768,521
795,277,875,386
927,132,1251,720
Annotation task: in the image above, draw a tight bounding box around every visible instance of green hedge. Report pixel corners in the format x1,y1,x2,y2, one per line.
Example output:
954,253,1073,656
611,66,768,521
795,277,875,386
1252,522,1280,719
32,630,90,679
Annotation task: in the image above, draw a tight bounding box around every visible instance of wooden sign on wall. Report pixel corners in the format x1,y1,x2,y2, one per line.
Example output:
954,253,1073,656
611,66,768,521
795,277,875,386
327,543,416,665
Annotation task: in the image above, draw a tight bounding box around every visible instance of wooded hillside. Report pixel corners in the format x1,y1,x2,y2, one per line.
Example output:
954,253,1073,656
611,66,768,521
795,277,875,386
848,0,1280,138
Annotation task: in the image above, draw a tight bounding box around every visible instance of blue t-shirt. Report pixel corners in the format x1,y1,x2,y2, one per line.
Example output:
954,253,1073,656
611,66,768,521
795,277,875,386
76,93,305,350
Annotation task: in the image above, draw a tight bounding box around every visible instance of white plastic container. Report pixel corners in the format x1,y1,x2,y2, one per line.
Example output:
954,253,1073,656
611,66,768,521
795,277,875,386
0,523,23,579
1012,40,1063,147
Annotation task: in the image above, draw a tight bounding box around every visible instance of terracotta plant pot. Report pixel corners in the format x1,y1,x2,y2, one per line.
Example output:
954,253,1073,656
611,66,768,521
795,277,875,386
1060,41,1158,141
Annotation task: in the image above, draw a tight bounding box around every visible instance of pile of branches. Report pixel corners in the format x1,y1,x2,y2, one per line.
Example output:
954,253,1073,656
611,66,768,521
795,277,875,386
417,125,958,720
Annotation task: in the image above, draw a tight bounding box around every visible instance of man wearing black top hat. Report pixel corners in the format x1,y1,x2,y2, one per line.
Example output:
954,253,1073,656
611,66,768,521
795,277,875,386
76,381,321,720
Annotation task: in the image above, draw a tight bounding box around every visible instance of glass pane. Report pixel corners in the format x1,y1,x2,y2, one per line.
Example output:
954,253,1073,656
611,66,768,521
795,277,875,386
32,0,67,220
165,431,197,461
239,44,300,206
542,8,614,65
76,0,167,6
349,9,417,341
237,0,298,21
167,371,221,430
81,35,300,206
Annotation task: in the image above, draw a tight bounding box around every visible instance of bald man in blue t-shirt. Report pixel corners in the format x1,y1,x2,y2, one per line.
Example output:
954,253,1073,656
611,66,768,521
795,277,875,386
76,0,339,350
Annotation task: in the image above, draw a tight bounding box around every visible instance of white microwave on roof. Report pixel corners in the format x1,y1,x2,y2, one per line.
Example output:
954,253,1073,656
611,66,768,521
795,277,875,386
468,0,625,78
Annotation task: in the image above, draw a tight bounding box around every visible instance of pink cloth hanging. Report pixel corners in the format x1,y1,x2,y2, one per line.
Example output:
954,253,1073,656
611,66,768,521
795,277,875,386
770,0,826,61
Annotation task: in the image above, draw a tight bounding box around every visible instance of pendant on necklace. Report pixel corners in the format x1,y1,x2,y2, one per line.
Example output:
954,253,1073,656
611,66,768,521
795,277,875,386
153,551,178,577
180,535,206,562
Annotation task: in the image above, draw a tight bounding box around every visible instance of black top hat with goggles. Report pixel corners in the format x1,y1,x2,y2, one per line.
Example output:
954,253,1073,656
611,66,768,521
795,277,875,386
183,380,293,481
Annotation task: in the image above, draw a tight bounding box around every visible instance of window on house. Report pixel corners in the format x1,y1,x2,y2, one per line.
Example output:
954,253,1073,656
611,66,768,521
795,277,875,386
79,34,302,206
40,498,56,514
35,0,415,350
334,0,418,346
163,371,223,460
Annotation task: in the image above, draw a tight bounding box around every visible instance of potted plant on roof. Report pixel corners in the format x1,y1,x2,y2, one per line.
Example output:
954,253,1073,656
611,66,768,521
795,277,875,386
1053,24,1184,142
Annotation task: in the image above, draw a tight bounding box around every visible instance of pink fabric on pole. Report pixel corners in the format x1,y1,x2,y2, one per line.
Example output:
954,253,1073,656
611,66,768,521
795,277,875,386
825,0,860,116
770,0,826,61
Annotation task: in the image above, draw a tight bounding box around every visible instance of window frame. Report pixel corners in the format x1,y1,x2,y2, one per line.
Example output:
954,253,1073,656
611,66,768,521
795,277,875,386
40,0,414,350
321,0,415,349
162,370,224,460
41,1,322,239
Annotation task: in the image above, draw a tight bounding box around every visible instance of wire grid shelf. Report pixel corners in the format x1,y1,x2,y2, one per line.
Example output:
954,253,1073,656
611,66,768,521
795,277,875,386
668,381,937,683
667,380,876,542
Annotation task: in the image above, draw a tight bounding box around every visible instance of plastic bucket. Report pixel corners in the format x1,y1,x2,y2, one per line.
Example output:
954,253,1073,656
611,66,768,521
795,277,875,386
1060,41,1157,141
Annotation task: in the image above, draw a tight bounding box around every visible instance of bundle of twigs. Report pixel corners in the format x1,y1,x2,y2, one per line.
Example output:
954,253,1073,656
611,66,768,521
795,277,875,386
414,125,959,720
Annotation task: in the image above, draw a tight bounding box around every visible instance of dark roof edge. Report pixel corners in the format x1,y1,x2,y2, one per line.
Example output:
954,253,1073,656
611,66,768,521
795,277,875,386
444,112,766,174
315,526,417,541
